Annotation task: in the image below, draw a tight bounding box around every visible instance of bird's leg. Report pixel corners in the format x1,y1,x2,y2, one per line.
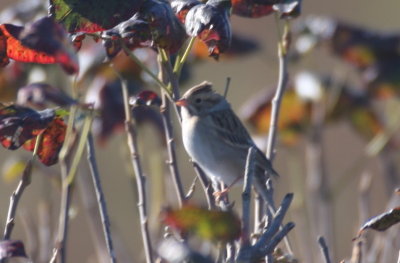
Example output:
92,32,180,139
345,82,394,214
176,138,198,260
212,176,242,202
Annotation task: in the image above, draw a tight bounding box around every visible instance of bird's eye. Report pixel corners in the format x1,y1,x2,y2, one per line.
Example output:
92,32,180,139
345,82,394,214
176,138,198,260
195,98,202,104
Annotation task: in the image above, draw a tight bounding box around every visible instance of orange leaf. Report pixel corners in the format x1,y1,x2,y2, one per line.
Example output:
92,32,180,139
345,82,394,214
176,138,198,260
23,117,67,166
0,18,78,74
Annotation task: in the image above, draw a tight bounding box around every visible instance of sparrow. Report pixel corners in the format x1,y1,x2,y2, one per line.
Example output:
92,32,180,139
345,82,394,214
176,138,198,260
176,81,278,194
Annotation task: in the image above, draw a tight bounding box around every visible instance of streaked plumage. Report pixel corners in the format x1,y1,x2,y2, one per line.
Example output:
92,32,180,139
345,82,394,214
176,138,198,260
177,81,278,189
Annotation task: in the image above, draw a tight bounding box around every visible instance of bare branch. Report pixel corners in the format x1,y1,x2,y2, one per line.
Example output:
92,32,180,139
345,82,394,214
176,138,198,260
157,52,186,207
237,194,295,262
86,133,117,263
241,147,256,246
2,160,33,240
255,193,293,250
318,236,332,263
265,22,290,162
350,239,362,263
192,162,216,209
120,76,154,263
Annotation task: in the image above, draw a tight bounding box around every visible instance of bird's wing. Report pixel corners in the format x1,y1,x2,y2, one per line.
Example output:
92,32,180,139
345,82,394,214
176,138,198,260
210,109,279,177
209,109,255,149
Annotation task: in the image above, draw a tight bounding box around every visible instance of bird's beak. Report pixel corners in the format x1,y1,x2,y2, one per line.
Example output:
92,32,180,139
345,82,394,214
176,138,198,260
175,99,188,107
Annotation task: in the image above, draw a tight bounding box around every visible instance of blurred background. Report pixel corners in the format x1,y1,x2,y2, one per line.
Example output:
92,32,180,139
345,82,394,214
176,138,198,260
0,0,399,262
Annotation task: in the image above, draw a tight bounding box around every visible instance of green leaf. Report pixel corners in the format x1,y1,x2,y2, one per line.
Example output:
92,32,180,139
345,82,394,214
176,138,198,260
49,0,144,33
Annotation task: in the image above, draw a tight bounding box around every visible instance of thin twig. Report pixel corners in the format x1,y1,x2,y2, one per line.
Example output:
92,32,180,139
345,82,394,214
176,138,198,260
2,160,33,240
223,77,231,98
237,194,295,262
158,55,185,206
259,20,291,254
350,239,362,263
119,74,154,263
318,236,332,263
50,158,73,263
86,132,117,263
2,133,42,243
262,222,295,255
193,162,215,209
241,147,256,246
306,97,334,261
121,42,167,91
254,193,293,250
265,22,290,161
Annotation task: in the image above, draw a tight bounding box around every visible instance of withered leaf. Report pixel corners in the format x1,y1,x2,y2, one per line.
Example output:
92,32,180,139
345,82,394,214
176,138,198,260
185,0,232,59
355,207,400,239
0,105,55,150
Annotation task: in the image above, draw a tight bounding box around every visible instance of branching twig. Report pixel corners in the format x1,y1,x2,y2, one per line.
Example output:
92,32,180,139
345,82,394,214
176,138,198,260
158,55,185,207
265,22,290,162
119,75,153,263
318,236,332,263
86,133,117,263
2,160,33,241
2,133,42,244
237,194,295,262
51,111,92,263
193,162,216,209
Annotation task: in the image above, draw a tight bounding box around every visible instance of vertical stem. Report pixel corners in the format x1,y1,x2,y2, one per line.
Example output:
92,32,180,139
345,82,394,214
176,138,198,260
265,33,289,161
193,162,215,209
241,148,256,246
120,77,153,263
86,133,117,263
306,100,335,261
318,236,332,263
158,54,185,206
262,20,292,255
2,160,33,241
50,157,73,263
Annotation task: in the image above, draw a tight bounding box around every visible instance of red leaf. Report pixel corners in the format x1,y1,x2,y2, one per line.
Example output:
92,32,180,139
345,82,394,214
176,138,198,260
130,90,161,107
232,0,276,18
0,29,9,67
0,17,79,74
0,105,55,150
23,117,67,166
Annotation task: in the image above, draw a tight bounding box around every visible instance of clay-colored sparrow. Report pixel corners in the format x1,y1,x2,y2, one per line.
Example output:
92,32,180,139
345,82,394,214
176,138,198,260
176,81,278,192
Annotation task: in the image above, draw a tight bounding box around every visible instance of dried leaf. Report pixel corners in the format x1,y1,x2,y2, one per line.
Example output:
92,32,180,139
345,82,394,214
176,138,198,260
23,117,67,166
0,18,79,74
355,207,400,239
0,240,27,260
232,0,277,18
139,0,187,53
185,0,232,59
163,205,241,242
0,105,55,150
17,82,76,108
